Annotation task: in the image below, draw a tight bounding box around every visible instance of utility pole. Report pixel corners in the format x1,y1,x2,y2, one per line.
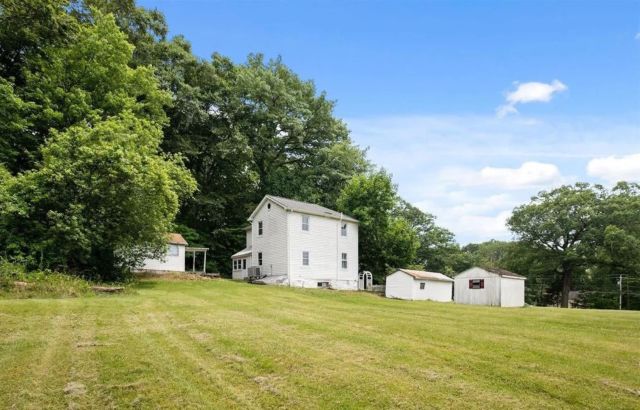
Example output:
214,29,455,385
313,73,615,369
618,274,623,310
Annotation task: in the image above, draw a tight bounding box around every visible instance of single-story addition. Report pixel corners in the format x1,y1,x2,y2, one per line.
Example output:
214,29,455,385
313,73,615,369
385,269,454,302
231,226,252,280
453,267,526,307
137,233,209,274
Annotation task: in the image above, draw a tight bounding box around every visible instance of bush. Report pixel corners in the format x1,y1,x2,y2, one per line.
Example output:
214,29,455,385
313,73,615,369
0,260,112,299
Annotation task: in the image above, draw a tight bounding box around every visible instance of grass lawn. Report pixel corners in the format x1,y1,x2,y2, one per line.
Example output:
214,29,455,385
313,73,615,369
1,279,639,409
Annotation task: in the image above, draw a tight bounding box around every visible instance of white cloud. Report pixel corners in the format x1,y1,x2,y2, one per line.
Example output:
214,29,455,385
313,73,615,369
497,80,567,118
439,161,562,190
587,153,640,182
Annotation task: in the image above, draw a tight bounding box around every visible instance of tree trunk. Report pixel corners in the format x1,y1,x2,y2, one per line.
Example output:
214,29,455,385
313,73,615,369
561,270,572,308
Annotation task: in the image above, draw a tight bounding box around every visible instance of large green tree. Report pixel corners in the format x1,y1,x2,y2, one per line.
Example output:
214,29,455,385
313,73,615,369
1,114,195,278
0,7,195,278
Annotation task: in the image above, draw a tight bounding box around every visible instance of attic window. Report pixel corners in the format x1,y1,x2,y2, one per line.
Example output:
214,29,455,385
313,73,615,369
267,203,271,209
469,279,484,289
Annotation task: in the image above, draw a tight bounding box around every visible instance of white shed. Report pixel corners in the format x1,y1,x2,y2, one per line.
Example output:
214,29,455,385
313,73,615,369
454,267,526,307
385,269,453,302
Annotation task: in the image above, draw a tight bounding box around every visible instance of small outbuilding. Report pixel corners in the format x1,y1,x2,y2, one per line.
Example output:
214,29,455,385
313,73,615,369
454,267,526,307
385,269,454,302
138,233,188,272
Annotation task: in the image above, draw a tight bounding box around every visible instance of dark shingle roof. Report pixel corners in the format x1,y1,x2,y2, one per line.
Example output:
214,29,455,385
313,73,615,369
266,195,358,223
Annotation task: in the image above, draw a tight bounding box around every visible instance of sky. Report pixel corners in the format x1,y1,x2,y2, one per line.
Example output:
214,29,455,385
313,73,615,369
141,0,640,244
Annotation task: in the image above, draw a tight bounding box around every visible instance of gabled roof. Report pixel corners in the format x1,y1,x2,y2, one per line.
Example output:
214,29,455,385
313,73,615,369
393,269,454,282
485,267,526,279
454,267,526,280
167,233,188,246
249,195,358,223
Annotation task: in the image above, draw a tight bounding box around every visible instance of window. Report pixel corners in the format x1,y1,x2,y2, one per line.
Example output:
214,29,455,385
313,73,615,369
341,253,347,269
267,203,271,209
258,221,263,236
469,279,484,289
168,245,179,256
420,282,425,290
302,215,310,231
233,260,237,270
258,252,263,266
242,259,246,269
317,282,329,288
302,251,309,266
341,223,347,236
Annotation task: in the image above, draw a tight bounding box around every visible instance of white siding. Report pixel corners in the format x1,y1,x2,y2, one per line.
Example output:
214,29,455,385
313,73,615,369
245,228,252,247
139,245,186,272
413,279,452,302
231,255,252,280
453,267,500,306
500,277,525,307
251,199,289,278
287,213,358,290
386,271,453,301
385,271,415,300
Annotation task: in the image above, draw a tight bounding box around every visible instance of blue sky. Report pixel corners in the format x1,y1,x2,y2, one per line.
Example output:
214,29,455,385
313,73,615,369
141,0,640,243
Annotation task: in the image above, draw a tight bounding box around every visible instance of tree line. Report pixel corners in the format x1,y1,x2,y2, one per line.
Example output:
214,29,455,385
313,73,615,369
1,1,638,309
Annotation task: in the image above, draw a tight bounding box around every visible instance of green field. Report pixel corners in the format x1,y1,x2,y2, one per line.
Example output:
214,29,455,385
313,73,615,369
0,279,639,409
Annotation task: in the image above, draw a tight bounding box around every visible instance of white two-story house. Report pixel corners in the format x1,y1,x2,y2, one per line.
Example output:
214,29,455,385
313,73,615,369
231,195,359,290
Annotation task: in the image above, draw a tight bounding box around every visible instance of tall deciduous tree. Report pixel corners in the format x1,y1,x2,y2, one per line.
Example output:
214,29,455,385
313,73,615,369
0,7,195,278
508,183,603,308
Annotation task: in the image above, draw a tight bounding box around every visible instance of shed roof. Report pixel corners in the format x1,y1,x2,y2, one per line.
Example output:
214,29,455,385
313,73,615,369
167,233,188,246
454,267,526,280
485,267,526,279
250,195,358,223
394,269,454,282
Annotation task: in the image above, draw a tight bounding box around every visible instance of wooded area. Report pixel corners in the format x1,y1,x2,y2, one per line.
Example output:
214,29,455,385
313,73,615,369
1,0,639,308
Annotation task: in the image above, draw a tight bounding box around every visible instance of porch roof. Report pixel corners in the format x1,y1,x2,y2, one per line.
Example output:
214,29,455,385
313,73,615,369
232,246,252,258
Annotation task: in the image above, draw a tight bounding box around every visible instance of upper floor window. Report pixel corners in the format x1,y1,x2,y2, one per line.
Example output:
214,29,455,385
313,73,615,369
258,221,263,236
341,223,347,236
302,251,309,266
168,245,179,256
469,279,484,289
341,253,347,269
258,252,263,266
302,215,310,231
